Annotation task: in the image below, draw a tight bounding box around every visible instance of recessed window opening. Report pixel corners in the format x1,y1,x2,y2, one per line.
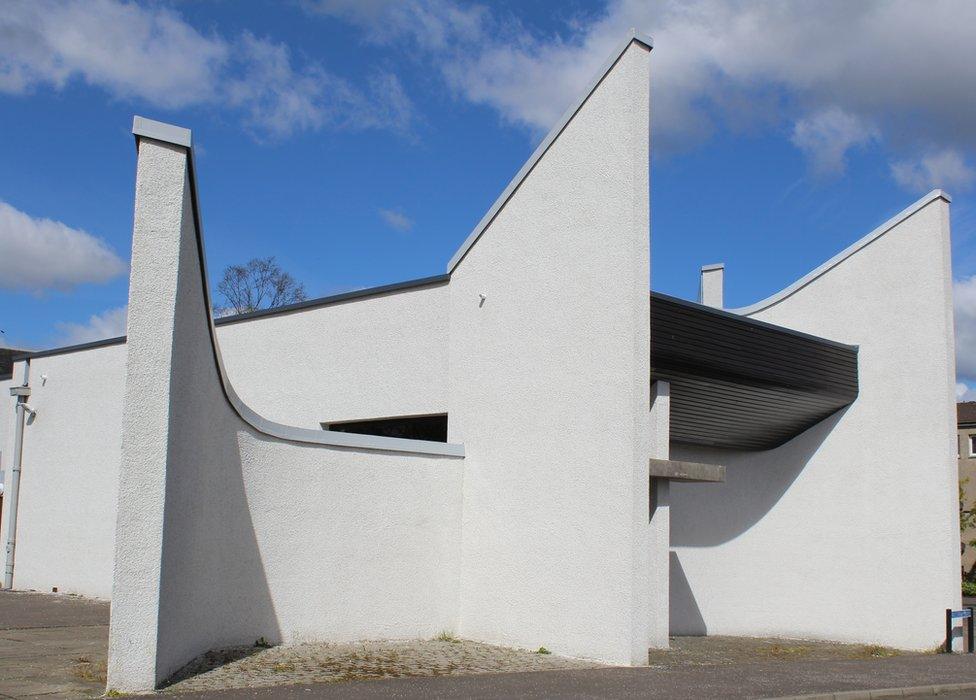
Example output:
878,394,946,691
970,434,976,458
322,413,448,443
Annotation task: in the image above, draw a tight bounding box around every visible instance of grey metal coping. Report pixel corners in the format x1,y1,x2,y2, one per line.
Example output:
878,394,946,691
14,291,856,366
700,263,725,272
11,274,451,362
132,115,191,148
215,274,449,326
11,335,126,362
132,116,463,458
728,189,951,316
18,29,656,362
652,291,858,352
18,287,854,366
444,29,653,273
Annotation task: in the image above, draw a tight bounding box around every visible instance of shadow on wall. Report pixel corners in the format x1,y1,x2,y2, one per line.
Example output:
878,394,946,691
156,423,282,680
670,408,848,548
158,433,279,685
155,171,282,680
670,551,706,636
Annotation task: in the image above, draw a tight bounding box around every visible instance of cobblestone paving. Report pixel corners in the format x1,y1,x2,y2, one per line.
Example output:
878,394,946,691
163,639,602,694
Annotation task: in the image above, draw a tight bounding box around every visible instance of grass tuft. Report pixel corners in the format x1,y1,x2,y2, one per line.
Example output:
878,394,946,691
852,644,899,659
762,644,809,659
72,658,107,684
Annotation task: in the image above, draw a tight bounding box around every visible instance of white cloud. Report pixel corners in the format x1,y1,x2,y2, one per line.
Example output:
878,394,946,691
0,200,127,293
224,34,415,138
891,149,976,194
311,0,976,165
54,306,127,346
956,275,976,382
0,0,227,107
0,0,415,139
303,0,487,51
957,382,976,402
378,208,414,232
791,108,879,177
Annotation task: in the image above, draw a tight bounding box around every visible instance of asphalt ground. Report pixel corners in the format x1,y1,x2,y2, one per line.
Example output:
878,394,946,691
5,590,976,699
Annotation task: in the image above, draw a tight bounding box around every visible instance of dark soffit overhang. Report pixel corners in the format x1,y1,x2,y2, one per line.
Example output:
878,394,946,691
650,292,859,451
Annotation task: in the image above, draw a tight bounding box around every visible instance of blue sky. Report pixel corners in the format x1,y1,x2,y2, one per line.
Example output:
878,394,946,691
2,0,976,395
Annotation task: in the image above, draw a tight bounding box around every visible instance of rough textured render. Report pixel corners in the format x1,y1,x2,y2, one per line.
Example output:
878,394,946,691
217,283,449,427
448,38,652,665
107,137,463,692
648,381,671,649
0,346,125,599
670,191,959,650
699,264,724,308
0,283,449,601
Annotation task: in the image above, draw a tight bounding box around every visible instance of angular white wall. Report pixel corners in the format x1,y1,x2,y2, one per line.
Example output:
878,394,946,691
0,282,450,601
448,37,652,665
670,192,959,650
5,23,958,689
107,135,463,692
7,34,658,684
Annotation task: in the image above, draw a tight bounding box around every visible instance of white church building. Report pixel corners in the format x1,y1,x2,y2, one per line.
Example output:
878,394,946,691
0,32,961,692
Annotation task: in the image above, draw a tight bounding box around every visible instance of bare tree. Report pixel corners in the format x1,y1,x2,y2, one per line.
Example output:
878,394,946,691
215,257,307,315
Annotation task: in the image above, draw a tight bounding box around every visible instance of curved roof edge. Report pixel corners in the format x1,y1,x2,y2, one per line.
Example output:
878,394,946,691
445,29,653,273
133,116,464,459
728,189,951,316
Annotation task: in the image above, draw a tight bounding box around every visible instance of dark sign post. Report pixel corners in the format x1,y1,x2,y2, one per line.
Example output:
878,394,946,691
945,608,975,653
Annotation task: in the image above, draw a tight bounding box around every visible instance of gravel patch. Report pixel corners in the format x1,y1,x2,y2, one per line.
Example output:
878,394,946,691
646,635,914,669
163,639,603,693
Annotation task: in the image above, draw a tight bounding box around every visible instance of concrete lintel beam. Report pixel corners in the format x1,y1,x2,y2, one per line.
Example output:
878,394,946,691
648,458,725,483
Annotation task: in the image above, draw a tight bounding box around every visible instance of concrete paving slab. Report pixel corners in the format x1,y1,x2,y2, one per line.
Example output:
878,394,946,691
0,591,108,700
0,592,107,630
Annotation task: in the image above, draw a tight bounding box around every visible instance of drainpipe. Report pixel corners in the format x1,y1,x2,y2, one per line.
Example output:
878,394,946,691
4,359,30,590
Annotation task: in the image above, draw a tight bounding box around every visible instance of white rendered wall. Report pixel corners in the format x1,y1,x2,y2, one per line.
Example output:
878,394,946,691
0,347,125,599
670,194,959,650
699,265,724,308
217,282,448,427
449,39,652,665
0,275,449,603
0,374,14,491
648,381,671,648
107,138,463,692
0,373,16,554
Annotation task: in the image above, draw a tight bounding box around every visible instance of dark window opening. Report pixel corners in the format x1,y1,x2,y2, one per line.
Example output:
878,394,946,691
322,413,448,443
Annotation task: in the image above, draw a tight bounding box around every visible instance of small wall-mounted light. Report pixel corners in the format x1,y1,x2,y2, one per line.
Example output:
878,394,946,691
479,293,487,308
41,374,48,386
